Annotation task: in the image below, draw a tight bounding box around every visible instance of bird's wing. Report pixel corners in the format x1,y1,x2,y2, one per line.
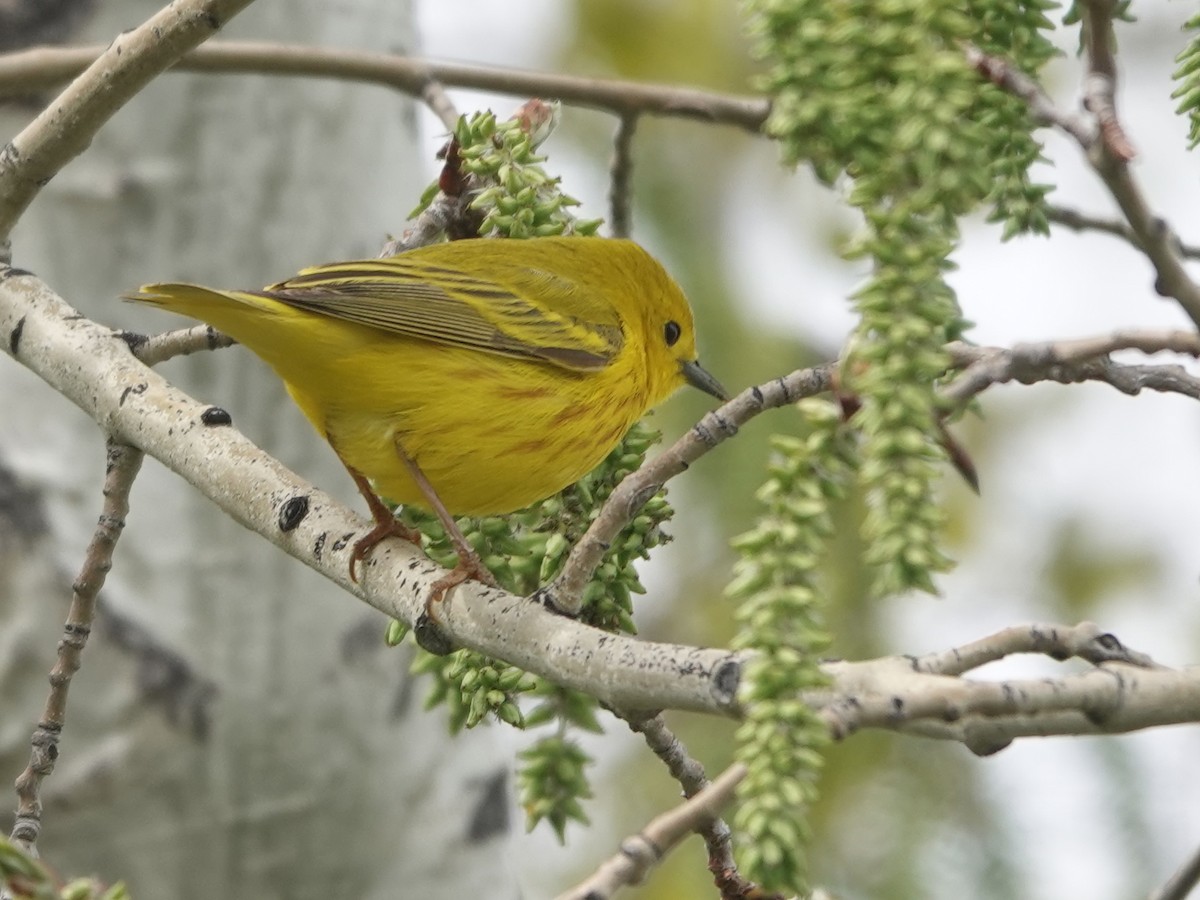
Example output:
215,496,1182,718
260,257,625,371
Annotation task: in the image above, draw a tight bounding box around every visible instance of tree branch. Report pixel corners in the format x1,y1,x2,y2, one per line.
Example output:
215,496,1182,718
1150,841,1200,900
1079,0,1135,162
0,41,771,134
417,73,460,133
127,323,234,366
556,327,1200,613
945,331,1200,405
10,439,143,851
965,42,1200,329
912,621,1159,676
1045,205,1200,261
622,714,771,899
820,620,1198,757
0,0,257,241
964,43,1094,147
1076,1,1200,327
608,113,638,238
555,764,748,900
3,271,1199,747
543,367,836,613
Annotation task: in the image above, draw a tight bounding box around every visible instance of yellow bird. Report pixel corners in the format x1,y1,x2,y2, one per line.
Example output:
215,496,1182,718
131,236,728,602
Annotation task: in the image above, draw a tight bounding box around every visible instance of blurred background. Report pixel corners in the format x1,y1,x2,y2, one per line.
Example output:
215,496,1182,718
1,1,1198,898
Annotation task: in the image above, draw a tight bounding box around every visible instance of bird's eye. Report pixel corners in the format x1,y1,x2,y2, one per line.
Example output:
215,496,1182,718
663,320,681,347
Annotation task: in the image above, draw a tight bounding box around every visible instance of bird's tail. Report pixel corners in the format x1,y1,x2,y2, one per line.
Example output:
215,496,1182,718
124,282,295,343
126,282,281,317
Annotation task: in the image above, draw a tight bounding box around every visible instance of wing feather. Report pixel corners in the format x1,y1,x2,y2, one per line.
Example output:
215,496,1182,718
259,256,624,371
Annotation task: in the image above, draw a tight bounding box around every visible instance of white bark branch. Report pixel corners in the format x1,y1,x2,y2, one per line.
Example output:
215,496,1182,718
821,657,1200,755
0,268,740,714
3,270,1199,746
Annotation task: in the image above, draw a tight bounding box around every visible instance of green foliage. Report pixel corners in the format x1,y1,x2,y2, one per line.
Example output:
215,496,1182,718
1,836,129,900
730,19,1032,881
744,0,1057,229
975,0,1059,238
517,683,606,841
744,0,1057,595
846,210,960,595
410,109,602,238
1062,0,1134,29
728,402,856,893
1172,13,1200,150
387,422,675,834
411,649,536,731
517,735,593,841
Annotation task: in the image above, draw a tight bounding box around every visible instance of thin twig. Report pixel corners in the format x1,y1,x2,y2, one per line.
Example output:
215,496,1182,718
555,327,1200,611
0,42,771,133
0,0,257,240
912,622,1160,678
555,764,748,900
1077,1,1200,325
129,324,234,366
542,365,836,614
380,98,561,256
1091,167,1200,329
623,714,777,900
1150,841,1200,900
416,69,459,133
10,439,144,851
965,42,1200,329
964,44,1094,147
608,113,638,238
944,332,1200,405
1046,205,1200,261
1079,0,1135,162
378,193,474,257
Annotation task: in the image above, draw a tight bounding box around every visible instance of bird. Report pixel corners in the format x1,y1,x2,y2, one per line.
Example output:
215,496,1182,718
129,236,728,611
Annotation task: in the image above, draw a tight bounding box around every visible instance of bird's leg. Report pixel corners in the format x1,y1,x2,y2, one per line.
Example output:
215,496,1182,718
394,437,498,619
340,461,422,583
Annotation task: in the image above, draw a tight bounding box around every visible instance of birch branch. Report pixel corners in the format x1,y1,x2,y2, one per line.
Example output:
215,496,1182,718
10,439,143,852
3,270,1200,744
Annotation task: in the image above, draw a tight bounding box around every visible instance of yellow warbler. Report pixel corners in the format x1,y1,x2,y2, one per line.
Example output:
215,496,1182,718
130,236,727,596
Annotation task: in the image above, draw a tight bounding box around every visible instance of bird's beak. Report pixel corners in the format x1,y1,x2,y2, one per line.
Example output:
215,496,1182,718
681,360,729,402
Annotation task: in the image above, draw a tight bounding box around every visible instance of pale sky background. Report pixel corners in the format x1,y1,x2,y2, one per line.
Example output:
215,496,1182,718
415,3,1200,898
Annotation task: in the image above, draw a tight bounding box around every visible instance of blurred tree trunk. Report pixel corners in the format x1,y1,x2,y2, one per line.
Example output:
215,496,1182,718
0,2,519,897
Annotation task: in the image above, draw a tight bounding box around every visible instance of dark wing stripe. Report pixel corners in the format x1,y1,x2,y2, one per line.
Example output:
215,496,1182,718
257,258,623,372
